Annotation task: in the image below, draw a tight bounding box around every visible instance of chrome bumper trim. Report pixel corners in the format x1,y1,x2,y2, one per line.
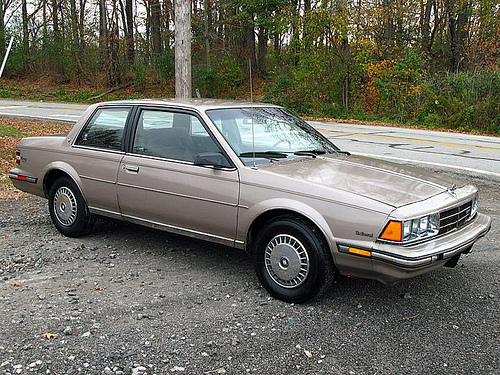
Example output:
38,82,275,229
8,171,38,184
371,214,491,268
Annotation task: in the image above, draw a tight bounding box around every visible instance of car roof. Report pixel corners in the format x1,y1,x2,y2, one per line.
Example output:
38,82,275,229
96,98,281,111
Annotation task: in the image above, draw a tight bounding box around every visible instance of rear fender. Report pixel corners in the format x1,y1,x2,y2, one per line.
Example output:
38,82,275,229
42,161,84,199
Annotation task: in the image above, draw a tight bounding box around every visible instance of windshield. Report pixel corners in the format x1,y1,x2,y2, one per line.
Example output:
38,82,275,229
205,107,339,165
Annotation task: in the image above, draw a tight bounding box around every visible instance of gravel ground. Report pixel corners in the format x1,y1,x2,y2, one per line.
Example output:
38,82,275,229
0,170,498,375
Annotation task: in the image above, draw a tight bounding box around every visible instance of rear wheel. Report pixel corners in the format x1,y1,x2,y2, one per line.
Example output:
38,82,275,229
253,215,335,303
48,177,94,237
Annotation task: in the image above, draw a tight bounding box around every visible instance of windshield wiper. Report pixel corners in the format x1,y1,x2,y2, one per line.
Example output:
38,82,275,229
293,149,327,158
334,150,351,155
239,151,288,159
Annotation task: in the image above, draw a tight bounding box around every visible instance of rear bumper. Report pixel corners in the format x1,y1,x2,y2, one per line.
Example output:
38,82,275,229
9,170,38,184
335,212,491,284
9,168,44,197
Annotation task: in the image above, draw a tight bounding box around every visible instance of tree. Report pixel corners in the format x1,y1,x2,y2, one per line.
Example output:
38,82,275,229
175,0,192,97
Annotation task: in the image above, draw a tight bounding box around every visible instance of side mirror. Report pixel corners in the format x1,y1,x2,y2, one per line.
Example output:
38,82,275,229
194,152,232,169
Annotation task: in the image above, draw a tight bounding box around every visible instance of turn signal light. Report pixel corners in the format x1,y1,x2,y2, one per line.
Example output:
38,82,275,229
379,221,402,242
348,247,372,257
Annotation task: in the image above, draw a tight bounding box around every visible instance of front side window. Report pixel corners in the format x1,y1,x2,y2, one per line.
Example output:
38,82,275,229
76,107,130,150
132,109,220,162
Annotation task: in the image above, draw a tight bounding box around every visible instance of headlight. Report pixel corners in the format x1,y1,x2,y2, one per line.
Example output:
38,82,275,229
470,194,478,219
379,213,440,244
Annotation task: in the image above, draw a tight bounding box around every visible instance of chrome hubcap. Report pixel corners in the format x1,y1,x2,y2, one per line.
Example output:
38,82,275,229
264,234,310,289
53,187,77,226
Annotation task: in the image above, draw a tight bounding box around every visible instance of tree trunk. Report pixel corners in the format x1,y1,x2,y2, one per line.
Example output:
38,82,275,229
22,0,29,57
447,0,471,72
257,28,267,75
108,0,120,85
0,0,6,54
125,0,134,65
99,0,108,62
151,0,162,55
244,24,256,74
175,0,192,98
203,0,210,67
381,0,394,57
420,0,434,55
79,0,87,50
42,0,47,47
69,0,82,77
163,0,172,49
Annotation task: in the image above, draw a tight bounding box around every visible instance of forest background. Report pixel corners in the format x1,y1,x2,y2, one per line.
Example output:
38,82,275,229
0,0,498,134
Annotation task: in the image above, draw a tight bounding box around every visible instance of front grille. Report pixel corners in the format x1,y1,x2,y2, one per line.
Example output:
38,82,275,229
439,200,472,235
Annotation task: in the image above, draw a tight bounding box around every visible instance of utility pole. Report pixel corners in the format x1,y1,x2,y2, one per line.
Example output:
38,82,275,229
175,0,191,98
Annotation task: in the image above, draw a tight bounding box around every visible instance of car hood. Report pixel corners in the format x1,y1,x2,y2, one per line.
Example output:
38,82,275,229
258,154,459,208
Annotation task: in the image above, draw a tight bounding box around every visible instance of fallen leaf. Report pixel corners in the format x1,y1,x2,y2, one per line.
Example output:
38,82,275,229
95,286,106,290
10,281,22,287
205,369,226,374
41,333,58,340
304,349,313,358
1,236,7,239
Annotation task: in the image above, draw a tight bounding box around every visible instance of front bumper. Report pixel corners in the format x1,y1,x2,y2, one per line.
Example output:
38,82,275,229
336,212,491,284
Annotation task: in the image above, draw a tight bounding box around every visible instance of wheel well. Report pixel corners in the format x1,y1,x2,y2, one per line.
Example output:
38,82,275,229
246,209,332,256
43,170,71,198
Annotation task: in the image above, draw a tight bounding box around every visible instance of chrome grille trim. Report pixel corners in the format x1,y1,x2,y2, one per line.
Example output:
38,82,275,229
438,200,472,235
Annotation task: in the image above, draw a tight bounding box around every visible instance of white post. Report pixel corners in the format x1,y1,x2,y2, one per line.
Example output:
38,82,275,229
0,36,14,79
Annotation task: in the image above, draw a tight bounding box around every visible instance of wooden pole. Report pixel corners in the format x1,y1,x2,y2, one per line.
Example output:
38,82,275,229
175,0,191,98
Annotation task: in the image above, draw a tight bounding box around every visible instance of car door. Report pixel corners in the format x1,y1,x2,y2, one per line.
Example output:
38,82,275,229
70,106,133,214
116,107,240,246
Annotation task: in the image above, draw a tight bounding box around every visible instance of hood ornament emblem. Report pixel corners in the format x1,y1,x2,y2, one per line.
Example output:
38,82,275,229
447,183,457,197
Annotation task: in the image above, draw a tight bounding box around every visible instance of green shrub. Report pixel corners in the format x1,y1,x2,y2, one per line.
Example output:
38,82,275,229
153,51,175,80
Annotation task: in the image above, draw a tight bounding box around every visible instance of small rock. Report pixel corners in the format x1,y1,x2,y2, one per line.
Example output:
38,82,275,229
63,326,73,335
170,366,185,372
82,331,91,337
452,325,459,330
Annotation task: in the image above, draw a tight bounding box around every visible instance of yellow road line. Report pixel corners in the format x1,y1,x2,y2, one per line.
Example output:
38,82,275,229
319,129,500,151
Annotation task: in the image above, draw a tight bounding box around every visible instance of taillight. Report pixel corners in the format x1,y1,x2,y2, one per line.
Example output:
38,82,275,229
15,150,21,165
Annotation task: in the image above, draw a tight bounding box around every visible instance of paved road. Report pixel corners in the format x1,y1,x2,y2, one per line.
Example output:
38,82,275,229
1,99,499,179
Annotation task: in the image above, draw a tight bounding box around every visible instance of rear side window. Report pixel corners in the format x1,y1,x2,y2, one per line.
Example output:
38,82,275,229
75,107,130,150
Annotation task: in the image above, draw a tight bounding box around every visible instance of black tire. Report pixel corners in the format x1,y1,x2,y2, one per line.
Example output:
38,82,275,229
48,177,95,237
253,215,335,303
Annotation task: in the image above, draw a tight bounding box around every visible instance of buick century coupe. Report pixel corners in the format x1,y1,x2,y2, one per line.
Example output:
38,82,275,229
10,99,491,302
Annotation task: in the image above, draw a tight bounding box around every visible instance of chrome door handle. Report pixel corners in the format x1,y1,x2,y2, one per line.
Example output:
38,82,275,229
123,165,139,172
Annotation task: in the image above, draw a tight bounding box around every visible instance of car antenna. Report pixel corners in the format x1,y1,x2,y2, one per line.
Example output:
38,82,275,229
249,59,256,168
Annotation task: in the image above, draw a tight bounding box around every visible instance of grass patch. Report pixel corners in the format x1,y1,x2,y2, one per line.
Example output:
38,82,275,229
0,125,25,137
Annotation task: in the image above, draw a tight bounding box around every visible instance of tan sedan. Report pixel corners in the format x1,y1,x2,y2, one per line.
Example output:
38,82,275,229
10,99,491,302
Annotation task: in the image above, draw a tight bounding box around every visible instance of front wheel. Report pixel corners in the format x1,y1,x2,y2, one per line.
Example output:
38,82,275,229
253,216,335,303
48,177,94,237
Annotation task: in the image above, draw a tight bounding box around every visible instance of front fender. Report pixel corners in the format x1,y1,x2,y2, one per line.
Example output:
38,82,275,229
238,197,336,254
